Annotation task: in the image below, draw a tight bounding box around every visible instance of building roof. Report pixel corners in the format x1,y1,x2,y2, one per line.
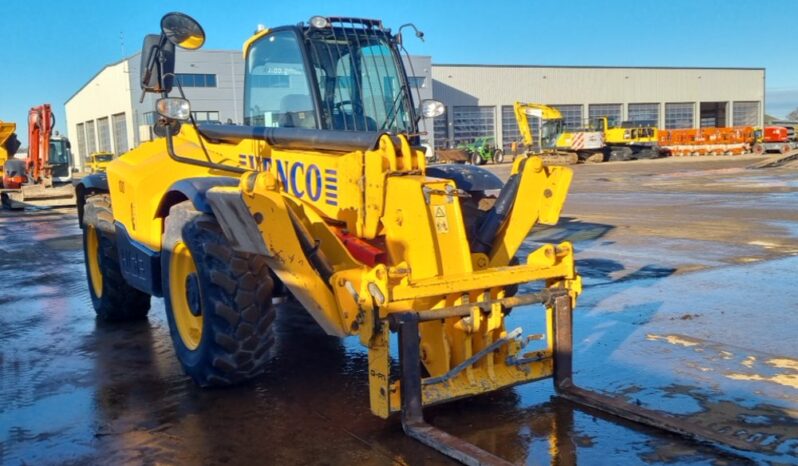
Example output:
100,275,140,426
64,49,243,106
64,55,135,106
432,63,765,71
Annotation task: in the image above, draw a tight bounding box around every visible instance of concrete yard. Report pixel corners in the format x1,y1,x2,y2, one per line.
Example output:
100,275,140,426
1,156,797,465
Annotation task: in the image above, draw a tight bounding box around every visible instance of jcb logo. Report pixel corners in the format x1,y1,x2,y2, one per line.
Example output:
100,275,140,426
239,154,338,207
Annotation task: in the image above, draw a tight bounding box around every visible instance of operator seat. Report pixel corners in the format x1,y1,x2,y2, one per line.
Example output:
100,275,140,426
278,94,315,129
331,105,378,132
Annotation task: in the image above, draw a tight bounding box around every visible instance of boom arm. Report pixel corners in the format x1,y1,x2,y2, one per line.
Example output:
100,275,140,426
27,104,54,183
513,101,563,146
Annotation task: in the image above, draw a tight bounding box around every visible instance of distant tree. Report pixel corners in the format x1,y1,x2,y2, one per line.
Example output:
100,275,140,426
787,108,798,121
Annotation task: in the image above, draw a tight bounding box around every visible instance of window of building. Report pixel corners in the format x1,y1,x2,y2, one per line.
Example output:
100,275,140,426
76,123,86,164
665,103,694,129
501,106,520,151
733,101,759,127
628,103,659,127
143,112,157,125
588,104,622,127
551,105,583,130
408,76,426,89
453,106,495,146
175,73,217,88
504,106,545,151
433,113,449,149
85,120,97,154
112,113,128,154
248,74,290,88
192,111,221,122
97,117,111,152
699,102,727,128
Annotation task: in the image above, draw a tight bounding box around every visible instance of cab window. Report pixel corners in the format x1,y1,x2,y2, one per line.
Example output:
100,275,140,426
244,31,317,129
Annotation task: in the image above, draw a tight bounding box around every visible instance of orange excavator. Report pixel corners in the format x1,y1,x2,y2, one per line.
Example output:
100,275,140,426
1,104,76,208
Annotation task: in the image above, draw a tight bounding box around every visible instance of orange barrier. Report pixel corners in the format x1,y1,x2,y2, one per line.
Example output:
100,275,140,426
658,126,756,156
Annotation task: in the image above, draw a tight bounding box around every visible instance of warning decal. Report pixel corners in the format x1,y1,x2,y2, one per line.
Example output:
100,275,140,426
433,206,449,233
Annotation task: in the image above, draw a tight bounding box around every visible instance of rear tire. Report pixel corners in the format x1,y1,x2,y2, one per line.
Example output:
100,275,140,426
162,201,276,387
82,194,151,321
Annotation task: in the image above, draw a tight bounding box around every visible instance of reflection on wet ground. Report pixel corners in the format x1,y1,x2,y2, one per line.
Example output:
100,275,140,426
1,159,797,465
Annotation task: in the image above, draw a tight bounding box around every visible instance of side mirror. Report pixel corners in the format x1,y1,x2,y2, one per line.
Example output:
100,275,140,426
161,12,206,50
140,34,175,93
419,99,445,118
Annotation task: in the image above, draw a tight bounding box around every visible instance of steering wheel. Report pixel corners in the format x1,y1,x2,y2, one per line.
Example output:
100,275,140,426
334,100,363,115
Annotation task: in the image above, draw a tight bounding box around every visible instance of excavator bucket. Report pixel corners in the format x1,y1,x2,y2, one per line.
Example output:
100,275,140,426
0,121,22,180
0,122,21,159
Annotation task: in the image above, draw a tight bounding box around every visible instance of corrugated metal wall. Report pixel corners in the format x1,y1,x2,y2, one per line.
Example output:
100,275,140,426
432,65,765,146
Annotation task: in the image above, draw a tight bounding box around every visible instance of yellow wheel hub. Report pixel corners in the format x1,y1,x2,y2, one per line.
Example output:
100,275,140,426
169,242,203,350
86,225,103,298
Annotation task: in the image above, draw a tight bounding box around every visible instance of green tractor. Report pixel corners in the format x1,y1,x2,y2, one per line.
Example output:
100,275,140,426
458,136,504,165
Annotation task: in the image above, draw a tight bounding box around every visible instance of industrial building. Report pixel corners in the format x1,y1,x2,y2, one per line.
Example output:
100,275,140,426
65,49,246,170
66,52,764,168
431,64,765,150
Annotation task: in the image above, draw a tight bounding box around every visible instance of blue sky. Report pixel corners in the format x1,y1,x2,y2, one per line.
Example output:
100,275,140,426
1,0,796,145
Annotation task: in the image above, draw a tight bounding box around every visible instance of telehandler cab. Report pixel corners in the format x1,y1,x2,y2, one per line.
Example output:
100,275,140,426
77,12,757,464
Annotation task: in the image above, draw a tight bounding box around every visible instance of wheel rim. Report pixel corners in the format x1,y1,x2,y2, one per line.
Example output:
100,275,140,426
86,225,103,298
170,242,203,350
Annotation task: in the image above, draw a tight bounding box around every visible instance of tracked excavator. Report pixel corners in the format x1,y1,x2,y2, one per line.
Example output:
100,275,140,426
592,116,661,160
76,12,767,464
513,102,605,164
1,104,76,208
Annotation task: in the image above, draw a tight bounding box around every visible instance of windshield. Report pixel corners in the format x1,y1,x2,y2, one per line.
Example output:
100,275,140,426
94,153,113,162
49,139,70,165
540,120,562,148
244,26,413,133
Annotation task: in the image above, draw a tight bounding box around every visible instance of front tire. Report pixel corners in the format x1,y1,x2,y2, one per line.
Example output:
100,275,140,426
161,201,276,387
82,194,151,321
492,148,505,164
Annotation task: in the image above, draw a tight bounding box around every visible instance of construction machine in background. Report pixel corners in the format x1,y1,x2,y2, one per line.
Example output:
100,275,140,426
76,13,766,464
755,126,797,154
513,102,604,164
458,136,504,165
0,121,23,186
592,116,661,160
87,151,114,173
1,104,76,208
659,126,756,156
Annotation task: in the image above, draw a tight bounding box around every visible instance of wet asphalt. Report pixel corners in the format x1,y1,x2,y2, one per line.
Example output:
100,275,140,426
1,156,797,465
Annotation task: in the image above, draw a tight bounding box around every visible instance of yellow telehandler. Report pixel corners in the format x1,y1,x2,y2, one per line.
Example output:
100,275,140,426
76,13,758,464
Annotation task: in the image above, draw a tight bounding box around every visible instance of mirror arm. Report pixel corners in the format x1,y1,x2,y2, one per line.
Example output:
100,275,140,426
163,123,246,174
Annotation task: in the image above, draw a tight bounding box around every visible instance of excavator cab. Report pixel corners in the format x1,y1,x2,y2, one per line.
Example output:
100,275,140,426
48,135,72,182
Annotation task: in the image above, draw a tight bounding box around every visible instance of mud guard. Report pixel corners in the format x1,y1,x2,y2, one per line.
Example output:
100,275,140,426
155,176,240,218
75,173,109,227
